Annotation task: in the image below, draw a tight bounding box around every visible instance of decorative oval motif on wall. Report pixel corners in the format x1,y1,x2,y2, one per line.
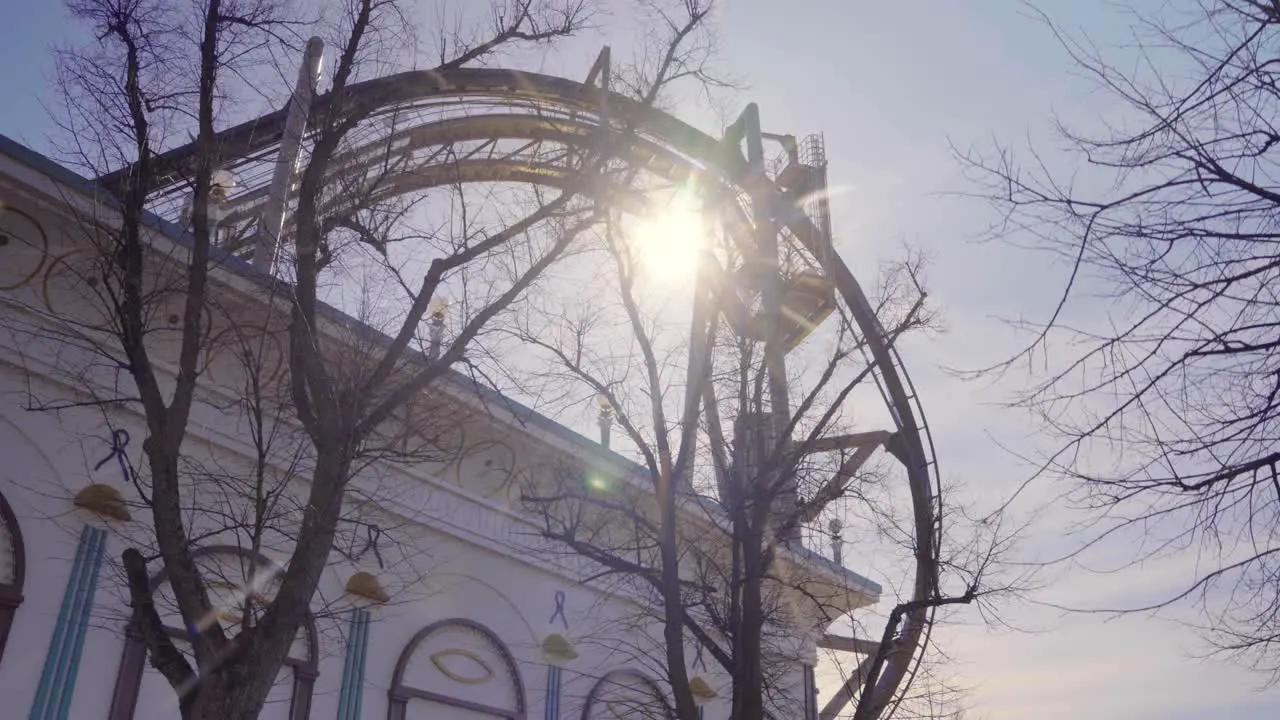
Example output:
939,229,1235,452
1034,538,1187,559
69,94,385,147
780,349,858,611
387,618,525,720
41,251,113,330
400,396,467,461
429,648,495,685
0,204,49,291
452,438,519,500
204,326,285,391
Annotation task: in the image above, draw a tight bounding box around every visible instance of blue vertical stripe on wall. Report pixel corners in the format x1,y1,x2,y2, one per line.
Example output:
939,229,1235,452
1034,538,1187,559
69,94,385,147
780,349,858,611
52,526,105,720
335,611,357,720
351,609,369,719
544,664,561,720
29,525,106,720
27,528,89,720
336,608,371,720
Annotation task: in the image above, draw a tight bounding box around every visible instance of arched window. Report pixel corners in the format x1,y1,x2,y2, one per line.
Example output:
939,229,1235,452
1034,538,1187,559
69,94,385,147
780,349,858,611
107,545,318,720
0,487,26,665
581,670,672,720
388,618,525,720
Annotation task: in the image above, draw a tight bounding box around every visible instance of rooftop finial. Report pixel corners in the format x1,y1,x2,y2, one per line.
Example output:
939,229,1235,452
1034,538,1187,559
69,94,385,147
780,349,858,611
596,394,613,448
428,297,448,359
828,517,844,565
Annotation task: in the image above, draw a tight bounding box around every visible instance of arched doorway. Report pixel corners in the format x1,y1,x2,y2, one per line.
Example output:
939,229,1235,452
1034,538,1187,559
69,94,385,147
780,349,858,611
0,486,26,665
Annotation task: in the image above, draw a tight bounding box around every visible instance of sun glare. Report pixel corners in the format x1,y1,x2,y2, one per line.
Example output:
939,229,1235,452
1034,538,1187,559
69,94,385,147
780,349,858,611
628,189,706,284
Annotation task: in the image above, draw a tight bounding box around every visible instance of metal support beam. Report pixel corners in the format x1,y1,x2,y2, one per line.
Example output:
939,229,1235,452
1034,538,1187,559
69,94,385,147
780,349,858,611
583,46,611,162
819,654,875,720
254,36,324,271
794,432,890,525
584,46,611,94
818,634,881,656
804,431,892,454
730,103,799,539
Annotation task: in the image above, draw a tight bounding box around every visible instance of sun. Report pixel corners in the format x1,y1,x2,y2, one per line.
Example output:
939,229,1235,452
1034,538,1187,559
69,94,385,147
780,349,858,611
627,188,706,284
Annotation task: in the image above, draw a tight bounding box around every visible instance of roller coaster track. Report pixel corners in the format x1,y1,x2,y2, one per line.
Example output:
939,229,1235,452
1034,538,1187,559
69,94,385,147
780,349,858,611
99,56,944,720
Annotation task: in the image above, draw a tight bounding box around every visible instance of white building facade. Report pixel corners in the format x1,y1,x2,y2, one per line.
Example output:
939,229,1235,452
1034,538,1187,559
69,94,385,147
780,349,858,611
0,135,878,720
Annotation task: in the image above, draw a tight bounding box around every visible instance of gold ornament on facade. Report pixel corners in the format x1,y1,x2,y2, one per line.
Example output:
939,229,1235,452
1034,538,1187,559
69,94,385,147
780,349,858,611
344,570,390,603
72,483,131,521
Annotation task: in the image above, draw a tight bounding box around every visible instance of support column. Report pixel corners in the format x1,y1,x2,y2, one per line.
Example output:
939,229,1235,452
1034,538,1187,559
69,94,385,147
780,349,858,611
255,36,325,272
736,103,798,540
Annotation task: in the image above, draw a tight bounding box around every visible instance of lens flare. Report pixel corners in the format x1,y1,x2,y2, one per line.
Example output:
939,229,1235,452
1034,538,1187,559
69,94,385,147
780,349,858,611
628,185,705,284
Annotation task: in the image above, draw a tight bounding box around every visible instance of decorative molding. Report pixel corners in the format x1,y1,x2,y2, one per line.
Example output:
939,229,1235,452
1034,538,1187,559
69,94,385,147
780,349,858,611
71,484,131,522
541,633,577,664
580,669,672,720
544,665,562,720
39,251,112,331
29,524,106,720
335,608,371,720
0,203,50,291
344,571,389,603
689,676,717,702
388,618,525,720
430,648,495,685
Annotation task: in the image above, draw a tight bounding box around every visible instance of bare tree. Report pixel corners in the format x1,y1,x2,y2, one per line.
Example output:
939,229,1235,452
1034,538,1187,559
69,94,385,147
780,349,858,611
959,0,1280,683
512,188,1019,719
36,0,746,715
35,0,736,717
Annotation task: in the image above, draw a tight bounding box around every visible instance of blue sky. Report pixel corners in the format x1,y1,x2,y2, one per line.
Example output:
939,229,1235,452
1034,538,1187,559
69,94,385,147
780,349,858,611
4,1,1280,718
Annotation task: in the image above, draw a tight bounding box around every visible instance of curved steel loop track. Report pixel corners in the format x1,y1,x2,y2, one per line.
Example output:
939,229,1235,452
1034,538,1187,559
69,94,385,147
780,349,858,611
102,65,945,717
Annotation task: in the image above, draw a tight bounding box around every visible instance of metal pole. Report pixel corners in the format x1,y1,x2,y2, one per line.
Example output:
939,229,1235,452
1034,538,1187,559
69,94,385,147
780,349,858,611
829,517,844,565
740,103,798,539
254,36,325,271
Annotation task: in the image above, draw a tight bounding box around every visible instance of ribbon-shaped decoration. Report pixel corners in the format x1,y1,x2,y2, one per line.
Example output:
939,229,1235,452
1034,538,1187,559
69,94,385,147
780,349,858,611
549,589,568,629
355,523,385,569
94,428,134,485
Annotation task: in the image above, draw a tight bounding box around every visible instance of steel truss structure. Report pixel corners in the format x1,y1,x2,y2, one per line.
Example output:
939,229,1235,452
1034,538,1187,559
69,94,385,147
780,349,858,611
99,43,943,720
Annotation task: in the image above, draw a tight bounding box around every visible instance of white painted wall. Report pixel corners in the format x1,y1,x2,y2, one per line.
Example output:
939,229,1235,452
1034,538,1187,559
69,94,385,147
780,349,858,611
0,138,857,720
0,360,734,719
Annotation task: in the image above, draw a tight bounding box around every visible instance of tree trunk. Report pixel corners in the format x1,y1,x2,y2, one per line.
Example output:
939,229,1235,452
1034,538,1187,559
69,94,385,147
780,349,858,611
659,469,699,720
738,523,767,720
184,667,272,720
